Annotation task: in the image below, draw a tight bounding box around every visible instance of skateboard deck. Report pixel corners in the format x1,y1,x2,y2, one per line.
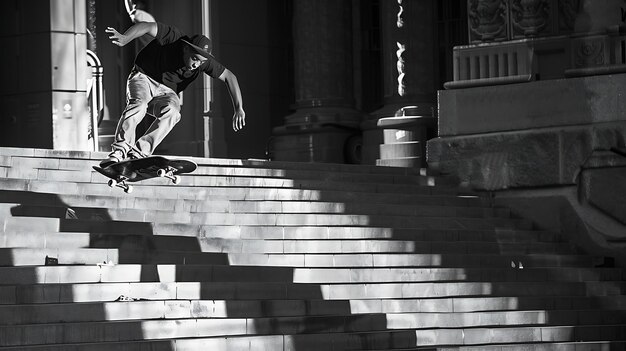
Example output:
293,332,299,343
93,156,197,193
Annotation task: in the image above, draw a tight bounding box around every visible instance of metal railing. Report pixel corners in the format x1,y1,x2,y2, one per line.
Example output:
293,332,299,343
86,50,104,151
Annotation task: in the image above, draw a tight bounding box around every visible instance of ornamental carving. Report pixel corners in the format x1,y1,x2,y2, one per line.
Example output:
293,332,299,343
396,0,407,96
468,0,508,43
510,0,552,37
573,38,607,68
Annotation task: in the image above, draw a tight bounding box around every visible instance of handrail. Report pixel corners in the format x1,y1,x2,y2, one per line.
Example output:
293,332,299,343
86,50,104,151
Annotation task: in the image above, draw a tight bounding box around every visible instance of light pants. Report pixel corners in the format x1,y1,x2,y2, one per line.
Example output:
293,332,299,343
112,70,181,157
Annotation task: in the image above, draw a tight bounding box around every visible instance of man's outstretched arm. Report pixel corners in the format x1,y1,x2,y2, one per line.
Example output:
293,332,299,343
218,68,246,132
106,22,157,47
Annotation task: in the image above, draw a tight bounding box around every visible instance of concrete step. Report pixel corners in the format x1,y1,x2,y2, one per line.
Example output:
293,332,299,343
0,325,625,350
0,314,392,347
2,310,626,347
0,299,357,325
0,178,490,206
433,341,626,351
0,248,596,268
364,341,626,351
0,232,574,256
0,147,437,178
0,226,564,243
0,188,492,214
5,162,446,189
385,309,626,329
3,296,626,326
2,215,533,237
0,264,620,285
0,330,417,350
2,204,518,228
0,178,489,205
228,201,510,218
4,163,460,196
4,155,441,186
2,281,624,304
410,324,626,346
1,197,511,219
350,295,626,313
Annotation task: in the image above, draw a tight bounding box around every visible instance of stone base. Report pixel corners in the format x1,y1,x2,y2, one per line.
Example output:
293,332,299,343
361,114,435,167
427,122,626,190
269,125,360,164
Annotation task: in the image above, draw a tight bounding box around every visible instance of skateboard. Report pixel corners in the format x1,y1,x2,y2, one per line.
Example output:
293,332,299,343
93,156,197,193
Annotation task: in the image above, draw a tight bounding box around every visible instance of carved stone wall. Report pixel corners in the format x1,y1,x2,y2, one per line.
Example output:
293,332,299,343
571,35,609,69
468,0,509,43
467,0,625,44
510,0,554,38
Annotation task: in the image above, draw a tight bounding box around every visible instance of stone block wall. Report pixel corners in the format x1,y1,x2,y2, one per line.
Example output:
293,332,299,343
428,73,626,190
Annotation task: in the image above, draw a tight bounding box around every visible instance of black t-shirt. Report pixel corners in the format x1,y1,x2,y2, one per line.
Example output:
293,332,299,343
134,22,225,93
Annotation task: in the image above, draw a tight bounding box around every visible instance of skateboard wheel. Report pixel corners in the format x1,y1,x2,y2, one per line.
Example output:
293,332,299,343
172,175,181,185
124,185,134,194
107,179,117,188
157,169,167,177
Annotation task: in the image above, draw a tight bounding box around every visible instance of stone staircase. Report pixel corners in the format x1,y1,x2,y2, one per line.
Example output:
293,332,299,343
0,147,625,350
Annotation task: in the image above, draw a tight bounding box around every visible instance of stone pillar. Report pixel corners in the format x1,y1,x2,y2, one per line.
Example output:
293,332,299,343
270,0,362,163
361,0,437,167
0,0,89,150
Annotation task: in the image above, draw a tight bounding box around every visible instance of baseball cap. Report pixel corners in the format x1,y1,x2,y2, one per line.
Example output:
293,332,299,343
181,35,213,58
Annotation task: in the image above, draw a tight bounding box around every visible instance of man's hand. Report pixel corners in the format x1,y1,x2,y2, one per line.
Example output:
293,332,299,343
105,23,157,47
232,108,246,132
106,27,130,47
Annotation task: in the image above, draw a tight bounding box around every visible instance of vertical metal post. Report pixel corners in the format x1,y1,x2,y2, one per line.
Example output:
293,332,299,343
202,0,214,158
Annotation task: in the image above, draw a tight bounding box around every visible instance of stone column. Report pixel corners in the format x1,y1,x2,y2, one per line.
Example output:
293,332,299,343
361,0,437,167
270,0,363,163
0,0,89,150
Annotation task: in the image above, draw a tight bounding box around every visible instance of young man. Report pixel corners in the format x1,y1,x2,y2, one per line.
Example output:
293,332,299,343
101,21,245,167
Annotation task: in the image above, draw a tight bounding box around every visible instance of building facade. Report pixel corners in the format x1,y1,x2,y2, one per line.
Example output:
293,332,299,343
0,0,466,164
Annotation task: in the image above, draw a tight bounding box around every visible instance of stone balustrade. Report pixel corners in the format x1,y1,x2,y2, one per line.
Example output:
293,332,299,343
447,31,626,89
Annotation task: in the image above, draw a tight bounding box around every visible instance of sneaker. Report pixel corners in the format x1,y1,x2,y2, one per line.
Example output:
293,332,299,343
128,149,148,160
99,149,125,168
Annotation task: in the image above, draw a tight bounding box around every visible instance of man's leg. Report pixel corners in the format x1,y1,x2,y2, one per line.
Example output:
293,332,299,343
135,89,182,156
103,71,154,165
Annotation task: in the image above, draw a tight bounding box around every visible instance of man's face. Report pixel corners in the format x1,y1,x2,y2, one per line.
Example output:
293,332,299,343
183,46,208,71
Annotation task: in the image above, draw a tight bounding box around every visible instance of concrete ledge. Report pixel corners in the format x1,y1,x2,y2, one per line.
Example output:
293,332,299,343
428,123,626,190
438,73,626,136
443,74,535,90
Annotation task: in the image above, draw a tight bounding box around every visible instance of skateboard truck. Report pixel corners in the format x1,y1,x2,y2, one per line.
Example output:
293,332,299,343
107,177,134,193
93,156,196,194
157,167,182,184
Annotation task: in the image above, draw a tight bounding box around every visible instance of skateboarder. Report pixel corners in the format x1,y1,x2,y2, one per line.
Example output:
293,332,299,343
100,21,245,167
